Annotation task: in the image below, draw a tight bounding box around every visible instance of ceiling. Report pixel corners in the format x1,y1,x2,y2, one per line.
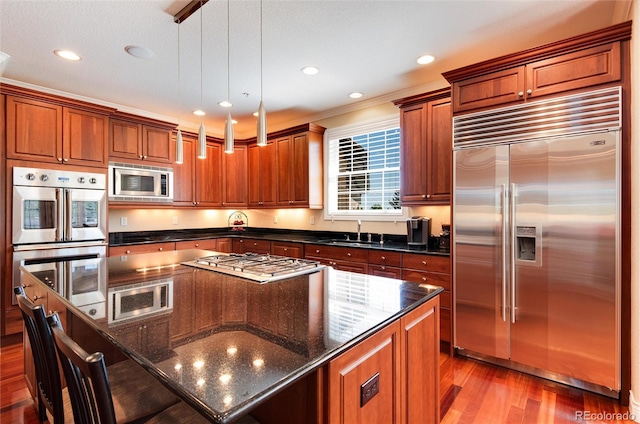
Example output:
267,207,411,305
0,0,631,138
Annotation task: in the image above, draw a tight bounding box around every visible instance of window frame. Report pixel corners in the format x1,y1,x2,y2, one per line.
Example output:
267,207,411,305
323,115,408,222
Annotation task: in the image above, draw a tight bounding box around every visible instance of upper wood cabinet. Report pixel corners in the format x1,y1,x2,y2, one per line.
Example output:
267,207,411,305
109,113,173,165
443,23,631,114
223,144,248,208
248,141,277,208
394,88,451,206
6,94,111,168
274,124,325,209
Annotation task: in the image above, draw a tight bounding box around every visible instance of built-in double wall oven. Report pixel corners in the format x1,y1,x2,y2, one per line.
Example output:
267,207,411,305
12,166,108,310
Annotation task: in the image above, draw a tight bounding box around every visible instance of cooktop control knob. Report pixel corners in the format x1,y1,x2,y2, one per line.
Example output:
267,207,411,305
77,177,85,184
40,174,49,182
26,173,35,181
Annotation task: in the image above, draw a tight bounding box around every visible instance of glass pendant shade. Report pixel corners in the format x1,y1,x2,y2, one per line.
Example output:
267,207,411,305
224,112,234,153
197,122,206,158
256,101,267,146
175,129,184,164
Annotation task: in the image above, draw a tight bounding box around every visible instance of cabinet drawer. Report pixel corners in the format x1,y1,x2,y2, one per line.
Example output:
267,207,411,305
271,241,303,258
109,242,175,257
367,250,402,267
234,238,271,254
401,269,450,290
175,239,219,251
368,264,402,279
305,244,368,263
402,253,449,273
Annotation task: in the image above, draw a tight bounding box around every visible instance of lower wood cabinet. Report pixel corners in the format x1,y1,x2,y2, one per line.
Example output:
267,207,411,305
109,242,175,257
271,241,303,258
233,238,271,254
112,316,171,358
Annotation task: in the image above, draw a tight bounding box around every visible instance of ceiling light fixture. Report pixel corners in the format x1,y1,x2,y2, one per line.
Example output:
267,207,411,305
54,50,82,61
197,0,207,159
218,101,232,108
193,109,205,116
416,54,435,65
301,66,319,75
224,0,234,154
124,45,155,59
175,23,184,164
256,0,267,147
349,92,363,99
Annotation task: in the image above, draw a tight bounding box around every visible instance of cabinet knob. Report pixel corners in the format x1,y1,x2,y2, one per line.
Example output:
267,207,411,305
518,91,524,97
126,250,131,254
316,249,320,253
527,89,532,95
284,248,288,251
422,277,427,282
195,243,200,247
143,155,148,159
57,157,63,162
139,155,144,159
426,194,431,199
240,240,244,243
253,243,258,246
421,194,426,199
422,260,427,265
33,295,41,301
381,256,386,260
347,252,351,257
158,247,163,251
381,266,386,270
63,158,69,162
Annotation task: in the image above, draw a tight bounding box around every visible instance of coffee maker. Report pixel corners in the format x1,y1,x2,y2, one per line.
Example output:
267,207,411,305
407,216,431,249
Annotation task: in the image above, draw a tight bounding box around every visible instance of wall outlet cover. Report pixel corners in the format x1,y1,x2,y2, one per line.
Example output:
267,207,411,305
120,217,127,226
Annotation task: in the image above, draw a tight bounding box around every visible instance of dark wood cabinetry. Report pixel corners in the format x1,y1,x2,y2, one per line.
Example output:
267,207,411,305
222,144,248,208
109,113,173,165
113,316,171,357
368,250,402,279
394,88,451,205
232,238,271,254
271,241,303,258
109,242,175,257
248,141,277,207
6,94,111,167
304,243,369,274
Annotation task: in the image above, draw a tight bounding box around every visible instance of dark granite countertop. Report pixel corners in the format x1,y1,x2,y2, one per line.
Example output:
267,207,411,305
21,249,443,423
109,227,450,256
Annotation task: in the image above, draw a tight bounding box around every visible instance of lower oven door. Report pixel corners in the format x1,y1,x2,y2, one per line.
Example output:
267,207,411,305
14,244,107,305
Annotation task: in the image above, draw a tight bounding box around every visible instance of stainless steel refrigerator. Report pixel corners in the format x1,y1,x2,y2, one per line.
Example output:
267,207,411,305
453,87,621,396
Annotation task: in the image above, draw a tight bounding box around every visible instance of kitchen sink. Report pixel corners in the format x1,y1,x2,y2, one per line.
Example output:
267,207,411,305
328,240,377,247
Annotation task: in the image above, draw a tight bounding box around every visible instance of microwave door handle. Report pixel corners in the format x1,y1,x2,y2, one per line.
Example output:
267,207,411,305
55,188,64,242
65,189,73,241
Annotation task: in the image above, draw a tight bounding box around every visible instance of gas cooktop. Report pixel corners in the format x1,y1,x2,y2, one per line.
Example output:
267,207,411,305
181,253,325,283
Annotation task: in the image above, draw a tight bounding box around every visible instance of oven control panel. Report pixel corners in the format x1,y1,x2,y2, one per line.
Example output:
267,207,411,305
14,167,106,190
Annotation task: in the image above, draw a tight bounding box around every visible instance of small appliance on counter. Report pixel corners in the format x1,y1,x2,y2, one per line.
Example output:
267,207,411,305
406,216,431,249
439,224,450,253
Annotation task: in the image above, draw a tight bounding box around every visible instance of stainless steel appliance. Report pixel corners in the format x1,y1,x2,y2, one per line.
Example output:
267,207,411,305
406,216,430,249
13,167,107,245
182,253,325,283
108,278,173,323
453,87,621,397
108,162,173,202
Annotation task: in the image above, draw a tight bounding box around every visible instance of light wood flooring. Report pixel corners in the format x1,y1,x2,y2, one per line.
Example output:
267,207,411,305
1,334,634,423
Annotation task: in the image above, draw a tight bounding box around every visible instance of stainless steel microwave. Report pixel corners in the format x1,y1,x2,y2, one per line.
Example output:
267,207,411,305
108,278,173,323
108,163,173,202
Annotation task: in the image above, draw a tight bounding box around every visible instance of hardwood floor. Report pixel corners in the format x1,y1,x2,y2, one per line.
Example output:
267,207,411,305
0,334,634,423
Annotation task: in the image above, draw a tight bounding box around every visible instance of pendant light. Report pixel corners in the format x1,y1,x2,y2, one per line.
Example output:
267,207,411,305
175,22,184,164
224,0,234,153
197,0,207,159
256,0,267,147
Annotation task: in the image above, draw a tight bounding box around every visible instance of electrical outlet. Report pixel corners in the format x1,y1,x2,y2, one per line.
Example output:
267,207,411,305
173,216,179,225
273,216,278,224
310,216,316,225
120,217,127,226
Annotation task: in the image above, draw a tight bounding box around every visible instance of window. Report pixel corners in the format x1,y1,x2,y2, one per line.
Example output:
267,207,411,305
325,116,405,220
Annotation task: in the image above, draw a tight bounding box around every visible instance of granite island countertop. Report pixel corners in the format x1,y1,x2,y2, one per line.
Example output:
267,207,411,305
21,249,443,423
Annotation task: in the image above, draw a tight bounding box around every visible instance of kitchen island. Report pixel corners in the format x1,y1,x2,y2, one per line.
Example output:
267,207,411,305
20,249,442,424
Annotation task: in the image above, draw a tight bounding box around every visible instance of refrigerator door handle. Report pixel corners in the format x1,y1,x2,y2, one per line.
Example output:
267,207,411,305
501,184,507,322
510,183,517,324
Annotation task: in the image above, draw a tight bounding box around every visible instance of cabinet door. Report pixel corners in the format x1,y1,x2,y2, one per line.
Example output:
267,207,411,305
290,133,310,206
172,132,196,205
399,103,428,204
215,238,231,253
170,274,195,341
223,144,248,208
276,135,292,206
328,321,401,424
194,271,222,333
195,141,223,207
6,96,63,163
399,296,439,424
142,126,172,164
248,141,277,207
109,119,142,160
63,108,109,167
452,66,525,113
426,98,452,203
271,241,303,258
334,261,368,275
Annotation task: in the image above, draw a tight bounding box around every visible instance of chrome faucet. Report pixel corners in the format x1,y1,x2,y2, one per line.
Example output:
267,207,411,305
357,220,362,241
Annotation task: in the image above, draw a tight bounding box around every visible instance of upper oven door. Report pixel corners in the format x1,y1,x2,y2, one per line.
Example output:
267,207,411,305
66,188,107,242
13,186,60,244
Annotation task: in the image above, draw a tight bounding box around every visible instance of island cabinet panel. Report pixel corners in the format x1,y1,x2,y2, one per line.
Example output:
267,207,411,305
109,117,172,165
395,88,451,205
328,321,401,424
271,241,304,258
112,316,171,357
248,141,277,208
7,95,109,167
222,282,248,324
222,144,248,208
169,272,196,341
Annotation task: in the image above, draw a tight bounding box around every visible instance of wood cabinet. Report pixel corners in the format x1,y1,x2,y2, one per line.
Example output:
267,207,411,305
109,114,173,165
394,88,451,205
271,241,304,258
401,253,451,344
368,250,402,279
443,30,626,114
112,315,171,358
6,95,110,167
274,124,325,209
232,238,271,254
108,242,175,257
304,243,369,274
327,295,440,424
222,144,248,208
248,141,277,207
174,239,219,251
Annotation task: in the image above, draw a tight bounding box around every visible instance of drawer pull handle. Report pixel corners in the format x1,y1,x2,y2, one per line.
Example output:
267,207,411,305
381,266,386,270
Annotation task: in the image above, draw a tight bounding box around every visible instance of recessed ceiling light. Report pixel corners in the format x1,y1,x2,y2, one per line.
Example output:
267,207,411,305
193,110,205,116
301,66,319,75
349,92,363,99
416,54,435,65
54,50,82,61
218,101,232,108
125,45,155,59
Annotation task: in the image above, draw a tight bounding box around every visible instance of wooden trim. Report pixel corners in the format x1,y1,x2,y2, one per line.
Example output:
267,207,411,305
442,21,632,83
173,0,210,24
392,87,451,108
110,111,176,130
0,83,116,115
